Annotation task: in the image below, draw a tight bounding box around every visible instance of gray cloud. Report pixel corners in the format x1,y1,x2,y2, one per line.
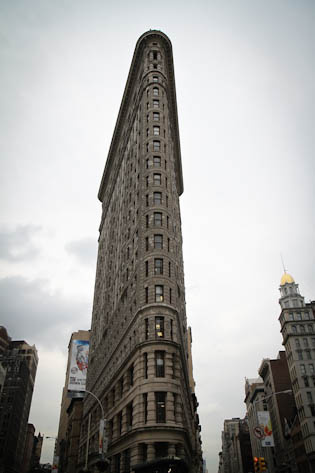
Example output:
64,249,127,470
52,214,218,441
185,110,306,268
0,225,41,261
0,276,91,350
65,237,97,266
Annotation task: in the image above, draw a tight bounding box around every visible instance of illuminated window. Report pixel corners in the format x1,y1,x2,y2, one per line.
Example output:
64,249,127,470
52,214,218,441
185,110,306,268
155,285,164,302
155,316,164,337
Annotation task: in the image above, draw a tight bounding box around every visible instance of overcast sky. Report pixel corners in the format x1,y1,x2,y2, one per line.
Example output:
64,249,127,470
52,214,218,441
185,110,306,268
1,1,314,471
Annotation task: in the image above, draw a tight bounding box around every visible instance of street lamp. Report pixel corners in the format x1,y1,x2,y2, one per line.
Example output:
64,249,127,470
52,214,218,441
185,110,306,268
84,389,108,471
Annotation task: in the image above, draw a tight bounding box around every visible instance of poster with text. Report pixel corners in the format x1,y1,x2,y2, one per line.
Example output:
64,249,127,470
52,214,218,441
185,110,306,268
257,410,275,447
67,339,89,394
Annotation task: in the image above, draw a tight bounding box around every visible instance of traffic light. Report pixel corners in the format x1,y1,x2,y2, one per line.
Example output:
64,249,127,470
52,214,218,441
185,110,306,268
253,457,260,472
259,457,267,471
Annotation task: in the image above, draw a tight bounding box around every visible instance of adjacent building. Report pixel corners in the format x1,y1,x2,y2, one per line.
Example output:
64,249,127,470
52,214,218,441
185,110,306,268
258,352,299,472
78,30,203,473
0,326,38,473
279,272,315,470
56,329,90,472
220,417,253,473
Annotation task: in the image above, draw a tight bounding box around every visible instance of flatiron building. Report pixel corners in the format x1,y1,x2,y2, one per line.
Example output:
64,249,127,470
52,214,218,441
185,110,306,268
79,30,202,473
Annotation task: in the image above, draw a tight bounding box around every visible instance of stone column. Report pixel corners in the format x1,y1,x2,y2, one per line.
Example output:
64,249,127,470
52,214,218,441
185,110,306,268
166,391,175,422
165,351,173,378
168,443,176,458
121,406,127,434
147,391,155,423
130,444,141,470
147,442,155,462
147,350,155,378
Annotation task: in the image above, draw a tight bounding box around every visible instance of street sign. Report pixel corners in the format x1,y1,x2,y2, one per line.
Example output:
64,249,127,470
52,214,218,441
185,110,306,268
253,426,265,439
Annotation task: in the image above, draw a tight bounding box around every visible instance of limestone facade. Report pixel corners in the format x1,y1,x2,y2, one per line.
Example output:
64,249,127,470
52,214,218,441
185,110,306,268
78,30,202,473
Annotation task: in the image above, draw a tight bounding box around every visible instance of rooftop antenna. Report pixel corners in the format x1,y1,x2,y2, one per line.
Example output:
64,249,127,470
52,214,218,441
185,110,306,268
280,253,287,273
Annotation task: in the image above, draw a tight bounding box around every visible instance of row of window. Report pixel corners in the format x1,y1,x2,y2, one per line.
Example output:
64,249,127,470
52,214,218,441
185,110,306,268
145,285,171,303
145,172,168,187
300,363,315,375
295,338,315,348
291,324,314,334
287,311,311,321
146,155,167,169
146,191,168,207
145,212,170,228
145,258,171,277
146,126,165,137
145,234,170,251
296,350,313,361
146,140,167,153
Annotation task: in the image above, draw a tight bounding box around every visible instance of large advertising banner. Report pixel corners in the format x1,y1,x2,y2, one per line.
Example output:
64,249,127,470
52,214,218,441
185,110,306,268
67,340,89,395
257,411,275,447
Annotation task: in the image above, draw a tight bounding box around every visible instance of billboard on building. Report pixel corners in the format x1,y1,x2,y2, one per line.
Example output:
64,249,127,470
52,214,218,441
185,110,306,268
67,339,89,396
257,411,274,447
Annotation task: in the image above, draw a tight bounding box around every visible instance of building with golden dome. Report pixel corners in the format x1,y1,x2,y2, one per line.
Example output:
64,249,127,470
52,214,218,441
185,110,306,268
278,272,315,470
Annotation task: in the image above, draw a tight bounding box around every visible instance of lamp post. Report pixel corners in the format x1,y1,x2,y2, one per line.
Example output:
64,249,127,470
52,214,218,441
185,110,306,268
84,389,108,471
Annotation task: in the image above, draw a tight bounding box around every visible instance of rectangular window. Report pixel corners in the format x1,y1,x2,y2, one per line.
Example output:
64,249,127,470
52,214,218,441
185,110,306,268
153,99,159,108
144,353,148,378
118,411,122,434
301,364,306,375
127,403,133,429
308,325,314,332
168,262,171,277
153,112,159,121
146,214,149,228
145,318,149,340
155,316,164,337
154,258,163,275
296,338,300,348
156,392,166,423
153,87,159,96
146,194,149,206
145,287,148,303
309,364,314,374
145,237,149,251
153,173,161,185
153,156,161,167
154,212,162,226
153,141,160,152
128,364,134,387
154,234,163,249
153,76,158,82
155,285,164,302
155,351,165,377
167,238,170,252
307,392,313,403
153,126,160,135
153,191,162,204
145,260,149,277
143,393,148,423
169,287,172,303
170,319,173,340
